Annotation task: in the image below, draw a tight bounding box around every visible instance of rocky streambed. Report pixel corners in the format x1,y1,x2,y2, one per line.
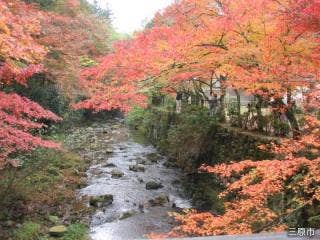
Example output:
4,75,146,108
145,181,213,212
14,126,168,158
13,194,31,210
66,119,191,240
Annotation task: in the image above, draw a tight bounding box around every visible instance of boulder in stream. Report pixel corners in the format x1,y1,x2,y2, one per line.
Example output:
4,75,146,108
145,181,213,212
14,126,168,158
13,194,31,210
111,169,124,178
119,210,136,220
135,158,152,165
102,129,108,134
149,194,169,207
119,145,126,150
106,148,114,154
129,164,145,172
104,163,116,168
146,181,163,190
89,194,113,208
145,153,162,163
90,168,103,176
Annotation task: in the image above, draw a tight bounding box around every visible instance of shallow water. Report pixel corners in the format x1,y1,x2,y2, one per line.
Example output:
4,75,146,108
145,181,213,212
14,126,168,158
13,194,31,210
71,119,191,240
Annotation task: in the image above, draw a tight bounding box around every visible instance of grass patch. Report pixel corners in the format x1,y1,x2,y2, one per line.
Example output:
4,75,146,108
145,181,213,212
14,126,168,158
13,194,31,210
63,223,89,240
12,222,41,240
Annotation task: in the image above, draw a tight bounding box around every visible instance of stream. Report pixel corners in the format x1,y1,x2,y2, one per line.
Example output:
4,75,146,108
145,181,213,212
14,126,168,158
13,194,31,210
66,118,191,240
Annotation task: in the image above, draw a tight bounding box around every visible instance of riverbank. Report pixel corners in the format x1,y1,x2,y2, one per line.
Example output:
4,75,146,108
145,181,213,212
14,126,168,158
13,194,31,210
127,105,276,213
0,125,91,239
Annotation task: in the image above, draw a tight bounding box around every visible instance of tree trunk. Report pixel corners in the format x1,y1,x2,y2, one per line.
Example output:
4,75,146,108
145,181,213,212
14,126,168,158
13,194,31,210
234,89,241,126
218,75,227,122
255,95,264,132
286,89,300,137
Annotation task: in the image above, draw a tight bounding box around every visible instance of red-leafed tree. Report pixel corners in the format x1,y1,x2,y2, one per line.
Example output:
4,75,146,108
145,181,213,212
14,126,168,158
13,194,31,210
148,89,319,237
0,92,61,168
149,111,319,237
38,0,111,100
0,0,61,169
145,0,320,237
77,0,319,121
0,0,46,85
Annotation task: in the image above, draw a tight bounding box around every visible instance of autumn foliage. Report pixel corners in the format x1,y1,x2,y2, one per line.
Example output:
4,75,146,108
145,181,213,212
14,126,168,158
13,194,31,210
0,0,46,85
38,0,110,100
168,116,320,236
1,0,319,236
0,92,61,168
75,0,320,237
0,0,61,169
78,0,319,116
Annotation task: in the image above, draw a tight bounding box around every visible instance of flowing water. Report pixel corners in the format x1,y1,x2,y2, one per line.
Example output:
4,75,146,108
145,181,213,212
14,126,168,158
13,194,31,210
66,119,191,240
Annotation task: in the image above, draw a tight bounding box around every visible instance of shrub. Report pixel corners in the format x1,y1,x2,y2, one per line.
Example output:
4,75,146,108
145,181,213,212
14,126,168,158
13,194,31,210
63,223,89,240
126,106,147,129
4,74,68,116
166,105,215,170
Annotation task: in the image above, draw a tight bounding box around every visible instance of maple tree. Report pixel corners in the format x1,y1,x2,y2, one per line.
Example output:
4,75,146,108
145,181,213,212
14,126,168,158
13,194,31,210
74,0,319,237
78,0,319,127
0,0,61,169
37,0,111,100
144,0,320,237
148,112,319,237
0,0,46,85
0,0,113,169
0,0,318,237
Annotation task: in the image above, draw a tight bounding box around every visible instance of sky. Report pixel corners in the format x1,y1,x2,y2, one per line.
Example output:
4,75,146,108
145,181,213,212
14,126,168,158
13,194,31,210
90,0,174,34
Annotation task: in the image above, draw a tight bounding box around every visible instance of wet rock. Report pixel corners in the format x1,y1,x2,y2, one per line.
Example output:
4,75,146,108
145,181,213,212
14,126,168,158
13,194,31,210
146,181,163,190
149,194,169,206
135,158,152,165
77,177,87,188
111,169,124,178
119,210,136,220
119,145,126,150
104,163,116,168
129,164,145,172
89,194,113,208
90,168,103,176
49,225,67,237
106,148,114,154
112,130,120,135
102,129,108,134
48,215,60,224
145,153,161,163
137,177,144,183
